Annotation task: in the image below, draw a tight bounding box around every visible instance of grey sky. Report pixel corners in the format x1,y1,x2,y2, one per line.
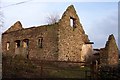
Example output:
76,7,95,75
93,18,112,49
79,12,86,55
0,1,119,49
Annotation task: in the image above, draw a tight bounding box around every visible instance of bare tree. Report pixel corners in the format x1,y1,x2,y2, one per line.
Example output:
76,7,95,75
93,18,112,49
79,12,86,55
46,13,60,24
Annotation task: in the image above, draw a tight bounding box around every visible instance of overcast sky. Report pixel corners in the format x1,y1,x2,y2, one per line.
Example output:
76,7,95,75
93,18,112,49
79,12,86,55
0,0,119,49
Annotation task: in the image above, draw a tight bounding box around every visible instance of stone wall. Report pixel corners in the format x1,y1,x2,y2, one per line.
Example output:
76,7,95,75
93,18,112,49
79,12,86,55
100,34,119,67
2,22,59,60
5,21,23,33
58,5,92,61
2,5,93,62
81,44,93,62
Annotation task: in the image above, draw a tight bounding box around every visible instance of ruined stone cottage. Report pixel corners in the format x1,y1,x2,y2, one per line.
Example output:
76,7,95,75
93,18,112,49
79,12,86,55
2,5,119,67
2,5,93,62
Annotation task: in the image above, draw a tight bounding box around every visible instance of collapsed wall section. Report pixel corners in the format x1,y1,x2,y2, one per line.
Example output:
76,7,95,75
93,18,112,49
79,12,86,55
100,34,119,67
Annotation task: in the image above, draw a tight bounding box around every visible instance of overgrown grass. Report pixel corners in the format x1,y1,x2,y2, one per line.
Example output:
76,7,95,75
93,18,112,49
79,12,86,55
45,67,91,78
3,55,37,78
3,55,92,78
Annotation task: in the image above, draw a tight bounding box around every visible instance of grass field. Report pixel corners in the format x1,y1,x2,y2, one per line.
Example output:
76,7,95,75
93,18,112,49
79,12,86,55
3,55,120,79
2,55,92,78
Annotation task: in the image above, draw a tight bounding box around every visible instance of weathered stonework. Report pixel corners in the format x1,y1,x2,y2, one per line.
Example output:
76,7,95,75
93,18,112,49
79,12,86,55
2,5,93,62
5,21,23,33
58,5,93,62
2,23,59,60
100,34,119,67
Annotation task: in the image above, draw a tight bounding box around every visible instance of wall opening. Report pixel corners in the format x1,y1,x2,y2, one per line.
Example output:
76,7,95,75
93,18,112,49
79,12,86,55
7,42,10,50
81,44,93,62
70,18,74,27
23,39,29,48
15,40,20,48
70,17,76,29
38,37,43,48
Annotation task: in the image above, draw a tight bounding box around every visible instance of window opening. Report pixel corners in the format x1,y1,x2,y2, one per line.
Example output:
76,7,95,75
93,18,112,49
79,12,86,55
70,18,74,27
7,42,10,50
38,37,43,48
70,17,76,29
15,40,20,48
23,39,29,48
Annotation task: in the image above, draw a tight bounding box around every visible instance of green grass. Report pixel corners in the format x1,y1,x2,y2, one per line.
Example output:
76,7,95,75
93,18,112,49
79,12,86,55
46,68,89,78
42,63,91,78
3,55,92,78
3,55,37,78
